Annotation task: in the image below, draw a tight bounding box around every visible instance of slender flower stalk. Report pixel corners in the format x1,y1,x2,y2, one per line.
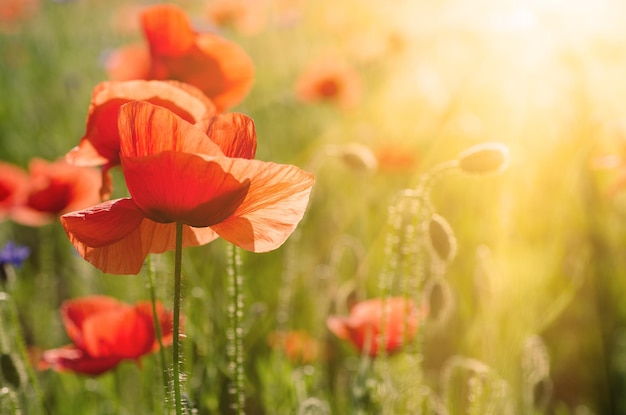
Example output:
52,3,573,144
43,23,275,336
172,221,184,415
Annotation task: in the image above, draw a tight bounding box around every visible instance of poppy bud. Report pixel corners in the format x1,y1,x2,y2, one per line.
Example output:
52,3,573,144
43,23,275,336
457,142,509,175
428,213,457,263
338,143,378,173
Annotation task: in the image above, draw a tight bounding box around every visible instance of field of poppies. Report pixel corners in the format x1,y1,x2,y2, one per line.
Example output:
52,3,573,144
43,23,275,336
3,0,626,414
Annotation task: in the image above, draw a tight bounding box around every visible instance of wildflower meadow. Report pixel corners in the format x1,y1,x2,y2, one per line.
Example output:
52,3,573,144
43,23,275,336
2,0,626,414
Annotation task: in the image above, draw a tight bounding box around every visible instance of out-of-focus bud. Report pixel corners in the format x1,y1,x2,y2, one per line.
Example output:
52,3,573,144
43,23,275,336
328,143,378,173
428,213,457,263
457,142,509,175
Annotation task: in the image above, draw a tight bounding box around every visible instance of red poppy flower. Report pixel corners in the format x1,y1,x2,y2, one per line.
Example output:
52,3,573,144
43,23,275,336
65,80,216,199
327,297,424,357
39,295,173,376
61,101,314,275
10,158,101,227
0,161,28,221
142,4,255,111
294,57,361,110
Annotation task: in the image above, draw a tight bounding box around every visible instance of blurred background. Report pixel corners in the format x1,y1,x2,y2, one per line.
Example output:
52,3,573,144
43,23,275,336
3,0,626,413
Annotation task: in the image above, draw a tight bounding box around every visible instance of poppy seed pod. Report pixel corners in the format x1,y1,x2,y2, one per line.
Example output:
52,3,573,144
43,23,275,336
428,213,457,263
457,142,509,175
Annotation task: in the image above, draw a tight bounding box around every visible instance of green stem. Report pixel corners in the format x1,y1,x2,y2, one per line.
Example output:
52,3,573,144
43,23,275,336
172,221,184,415
146,256,170,414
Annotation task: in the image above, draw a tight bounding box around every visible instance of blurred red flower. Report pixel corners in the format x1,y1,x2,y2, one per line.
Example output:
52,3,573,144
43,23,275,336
0,161,28,221
327,297,424,357
39,295,173,376
374,144,420,173
10,159,101,227
65,80,216,199
61,101,314,275
106,4,254,112
0,0,39,31
294,57,361,110
268,330,321,364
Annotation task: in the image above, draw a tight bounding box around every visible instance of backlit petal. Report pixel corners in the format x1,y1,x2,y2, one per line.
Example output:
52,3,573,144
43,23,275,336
141,221,220,254
141,4,195,56
62,201,218,274
206,113,256,159
189,33,254,111
67,80,216,168
210,160,314,252
122,152,250,227
118,101,223,158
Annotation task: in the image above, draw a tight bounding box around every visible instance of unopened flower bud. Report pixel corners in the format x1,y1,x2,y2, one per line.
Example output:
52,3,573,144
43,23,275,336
428,213,457,263
457,142,509,175
337,143,378,172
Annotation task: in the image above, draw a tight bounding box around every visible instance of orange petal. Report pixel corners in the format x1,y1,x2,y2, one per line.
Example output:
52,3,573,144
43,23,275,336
210,160,314,252
82,306,154,359
206,113,256,159
39,346,122,376
141,4,195,56
0,161,28,219
62,296,126,350
140,221,220,254
118,100,223,158
189,33,254,111
67,80,216,169
121,152,250,227
134,301,175,349
11,158,101,227
62,200,219,274
61,198,148,274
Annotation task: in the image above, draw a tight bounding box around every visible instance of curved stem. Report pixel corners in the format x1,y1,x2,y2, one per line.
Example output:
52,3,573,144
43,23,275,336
172,221,184,415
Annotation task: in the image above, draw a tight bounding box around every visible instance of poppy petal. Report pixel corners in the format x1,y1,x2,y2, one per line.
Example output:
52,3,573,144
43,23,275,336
134,301,174,349
118,101,224,158
39,346,122,376
206,113,256,159
61,198,145,248
66,80,216,168
62,200,219,274
141,4,195,56
140,221,220,254
62,296,127,350
0,161,28,219
190,33,254,111
210,160,314,252
61,198,150,274
121,152,250,227
81,307,155,359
